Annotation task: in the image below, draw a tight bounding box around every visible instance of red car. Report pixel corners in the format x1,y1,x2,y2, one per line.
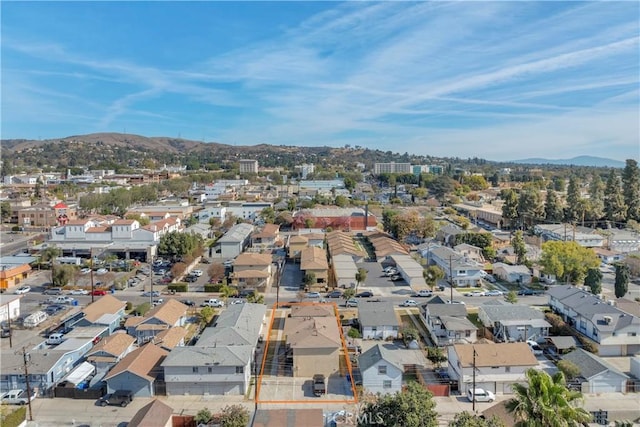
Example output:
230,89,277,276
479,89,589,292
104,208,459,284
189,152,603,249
92,289,107,296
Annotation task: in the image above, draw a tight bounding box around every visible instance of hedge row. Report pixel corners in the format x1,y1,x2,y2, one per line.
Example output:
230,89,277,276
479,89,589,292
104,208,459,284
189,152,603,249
168,283,189,292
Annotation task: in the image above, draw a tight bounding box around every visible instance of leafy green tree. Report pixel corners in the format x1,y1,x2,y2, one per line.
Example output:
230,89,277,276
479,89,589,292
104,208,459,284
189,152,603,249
426,347,447,368
343,288,356,300
587,173,605,221
604,170,626,223
622,159,640,221
501,189,519,229
0,201,11,222
348,327,361,339
219,285,236,304
125,213,150,226
539,241,600,284
247,292,265,304
504,290,518,304
449,411,505,427
557,360,581,381
614,263,630,298
506,369,591,427
303,272,316,288
382,209,400,235
219,404,249,427
428,175,456,201
40,246,62,282
260,207,276,223
355,268,367,293
464,175,490,191
335,195,350,207
584,268,602,295
564,176,583,223
52,264,75,287
544,189,564,222
158,231,203,261
198,306,215,325
511,231,527,264
195,407,212,425
423,265,445,290
358,381,438,427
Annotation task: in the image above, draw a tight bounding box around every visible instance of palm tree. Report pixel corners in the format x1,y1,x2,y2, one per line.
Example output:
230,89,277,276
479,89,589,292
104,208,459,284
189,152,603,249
219,284,235,305
355,268,367,294
506,369,591,427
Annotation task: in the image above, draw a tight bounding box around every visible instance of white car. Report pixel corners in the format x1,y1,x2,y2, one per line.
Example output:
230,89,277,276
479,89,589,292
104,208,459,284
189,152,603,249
68,289,89,295
80,268,92,274
15,286,31,295
306,292,321,299
446,300,466,305
191,269,203,277
484,290,503,297
527,340,544,356
467,388,495,402
414,289,433,297
96,268,108,275
401,299,418,307
230,300,245,305
464,290,486,297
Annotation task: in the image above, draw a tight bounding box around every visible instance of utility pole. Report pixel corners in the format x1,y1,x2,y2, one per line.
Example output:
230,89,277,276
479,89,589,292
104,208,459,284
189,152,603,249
6,314,12,348
90,253,95,303
21,347,34,421
149,255,154,306
472,345,477,413
254,346,259,411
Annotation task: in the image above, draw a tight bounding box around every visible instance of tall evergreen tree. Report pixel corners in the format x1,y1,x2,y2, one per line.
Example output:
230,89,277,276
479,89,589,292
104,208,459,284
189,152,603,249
614,263,630,298
517,186,544,229
511,231,527,264
564,176,582,223
622,159,640,222
604,170,627,224
544,189,564,222
587,173,605,222
501,189,519,229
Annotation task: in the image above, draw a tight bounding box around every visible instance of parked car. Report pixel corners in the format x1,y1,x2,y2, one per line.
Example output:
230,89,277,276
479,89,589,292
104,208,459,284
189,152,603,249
356,291,374,298
484,290,503,297
326,290,343,298
14,286,31,295
142,291,160,297
91,289,107,296
0,389,37,405
46,333,65,345
306,292,321,299
467,388,495,402
180,300,196,307
202,299,224,308
313,374,326,397
1,328,11,338
68,288,89,295
390,275,404,281
526,340,544,356
446,300,466,305
80,268,92,274
517,288,544,296
42,287,62,295
401,299,418,307
230,299,245,305
191,269,203,277
413,289,433,297
345,298,358,308
98,390,133,407
52,296,76,305
95,268,108,275
185,275,198,283
464,290,486,297
152,298,164,306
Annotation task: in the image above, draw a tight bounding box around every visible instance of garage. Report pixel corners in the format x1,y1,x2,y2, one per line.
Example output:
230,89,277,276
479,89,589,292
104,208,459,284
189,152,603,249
598,345,623,357
166,382,243,396
562,348,630,393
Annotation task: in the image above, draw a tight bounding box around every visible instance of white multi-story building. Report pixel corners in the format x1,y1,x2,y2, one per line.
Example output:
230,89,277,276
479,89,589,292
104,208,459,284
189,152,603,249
238,159,259,174
294,163,315,179
374,162,412,174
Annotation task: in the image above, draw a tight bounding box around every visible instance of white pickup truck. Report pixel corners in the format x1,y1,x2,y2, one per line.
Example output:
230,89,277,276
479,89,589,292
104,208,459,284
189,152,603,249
0,389,37,405
51,296,76,305
201,299,224,308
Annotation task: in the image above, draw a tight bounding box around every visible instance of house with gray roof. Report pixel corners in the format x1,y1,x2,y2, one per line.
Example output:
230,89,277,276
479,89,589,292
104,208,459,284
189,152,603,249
358,302,400,340
492,263,532,285
422,297,477,346
478,301,550,342
162,303,266,395
562,348,630,393
214,222,254,258
427,245,484,287
548,285,640,356
358,344,403,395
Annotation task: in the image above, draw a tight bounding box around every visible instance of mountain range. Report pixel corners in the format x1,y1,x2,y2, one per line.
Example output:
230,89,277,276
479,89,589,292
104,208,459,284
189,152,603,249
510,156,625,168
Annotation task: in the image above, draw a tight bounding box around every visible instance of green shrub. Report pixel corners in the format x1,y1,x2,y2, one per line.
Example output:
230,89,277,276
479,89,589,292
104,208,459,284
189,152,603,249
1,406,26,427
168,283,188,292
347,327,361,338
204,284,223,292
133,302,151,316
125,301,133,311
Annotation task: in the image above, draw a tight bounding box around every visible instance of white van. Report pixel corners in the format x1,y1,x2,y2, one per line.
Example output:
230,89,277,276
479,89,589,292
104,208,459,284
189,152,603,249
23,311,48,328
467,388,495,402
46,333,65,345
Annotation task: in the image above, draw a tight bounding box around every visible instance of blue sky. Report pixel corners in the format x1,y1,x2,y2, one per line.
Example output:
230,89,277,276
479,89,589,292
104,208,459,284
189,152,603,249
2,1,639,162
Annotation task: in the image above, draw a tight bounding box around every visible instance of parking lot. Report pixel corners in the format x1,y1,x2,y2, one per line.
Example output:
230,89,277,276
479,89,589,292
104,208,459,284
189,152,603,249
257,374,356,403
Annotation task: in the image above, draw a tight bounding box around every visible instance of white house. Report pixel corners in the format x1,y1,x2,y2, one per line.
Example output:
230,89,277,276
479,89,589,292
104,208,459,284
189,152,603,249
478,301,550,342
492,263,532,285
422,296,477,346
428,246,484,287
548,286,640,356
358,302,400,340
447,342,539,394
358,344,403,395
562,349,630,393
534,224,604,248
214,223,254,259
